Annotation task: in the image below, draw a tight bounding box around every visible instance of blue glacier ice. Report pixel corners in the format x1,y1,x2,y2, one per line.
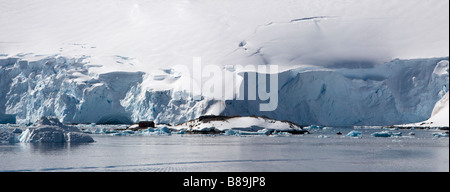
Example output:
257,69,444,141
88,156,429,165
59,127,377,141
0,55,448,127
346,131,362,138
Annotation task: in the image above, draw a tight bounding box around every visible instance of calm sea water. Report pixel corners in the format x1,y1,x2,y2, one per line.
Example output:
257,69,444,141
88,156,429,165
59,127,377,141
0,128,448,172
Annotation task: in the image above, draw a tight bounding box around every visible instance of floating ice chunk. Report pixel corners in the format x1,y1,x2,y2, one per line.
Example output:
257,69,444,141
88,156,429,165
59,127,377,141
346,131,362,138
94,128,105,134
19,126,94,143
0,113,16,124
0,127,19,143
305,125,324,130
82,129,93,134
12,128,23,134
18,117,94,143
257,128,272,135
223,128,273,136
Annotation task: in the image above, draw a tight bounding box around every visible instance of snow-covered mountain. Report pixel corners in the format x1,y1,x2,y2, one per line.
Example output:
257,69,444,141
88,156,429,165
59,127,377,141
0,0,449,126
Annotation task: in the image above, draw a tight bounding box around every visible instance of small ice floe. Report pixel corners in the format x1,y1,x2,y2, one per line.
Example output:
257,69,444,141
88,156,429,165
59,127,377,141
346,131,362,138
372,131,402,138
0,127,19,143
18,116,94,143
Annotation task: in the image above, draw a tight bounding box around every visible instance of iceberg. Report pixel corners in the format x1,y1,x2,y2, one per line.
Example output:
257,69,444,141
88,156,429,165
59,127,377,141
18,116,94,143
0,127,19,143
223,128,272,136
222,57,449,126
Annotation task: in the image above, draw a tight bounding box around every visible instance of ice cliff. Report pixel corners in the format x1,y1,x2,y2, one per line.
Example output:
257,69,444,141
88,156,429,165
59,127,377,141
0,55,448,126
0,55,144,124
18,116,94,143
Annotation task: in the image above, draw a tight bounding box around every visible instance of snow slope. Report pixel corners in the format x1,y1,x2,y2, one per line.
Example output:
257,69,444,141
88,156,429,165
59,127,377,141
0,0,449,126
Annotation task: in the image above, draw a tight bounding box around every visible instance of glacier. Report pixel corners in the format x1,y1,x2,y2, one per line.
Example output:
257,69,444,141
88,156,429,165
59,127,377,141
18,116,94,143
0,0,448,127
0,55,448,126
222,57,449,126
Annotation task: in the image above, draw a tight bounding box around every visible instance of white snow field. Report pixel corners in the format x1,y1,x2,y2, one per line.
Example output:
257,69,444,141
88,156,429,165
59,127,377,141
0,0,449,127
